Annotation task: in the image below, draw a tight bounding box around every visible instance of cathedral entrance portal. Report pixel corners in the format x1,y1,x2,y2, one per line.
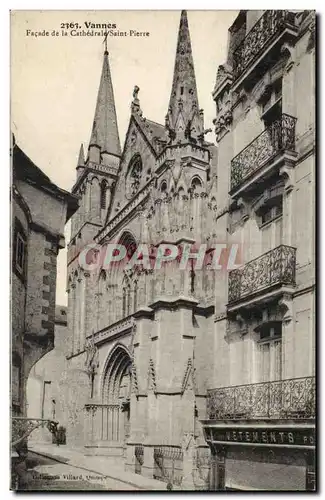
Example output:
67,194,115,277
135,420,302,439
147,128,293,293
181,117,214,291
100,345,132,447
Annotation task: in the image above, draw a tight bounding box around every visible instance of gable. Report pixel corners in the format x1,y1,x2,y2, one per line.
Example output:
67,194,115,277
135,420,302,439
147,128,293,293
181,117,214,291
108,117,158,218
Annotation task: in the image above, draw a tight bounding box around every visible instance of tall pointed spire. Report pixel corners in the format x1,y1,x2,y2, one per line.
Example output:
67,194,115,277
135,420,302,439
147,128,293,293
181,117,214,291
166,10,204,144
76,143,85,178
77,143,85,167
89,50,121,158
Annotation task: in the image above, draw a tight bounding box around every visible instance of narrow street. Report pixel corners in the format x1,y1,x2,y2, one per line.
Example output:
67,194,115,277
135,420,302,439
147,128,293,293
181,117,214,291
17,452,138,491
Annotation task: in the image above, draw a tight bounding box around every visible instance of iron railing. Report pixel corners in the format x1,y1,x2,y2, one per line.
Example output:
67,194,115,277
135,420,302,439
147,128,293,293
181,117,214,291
230,114,297,191
232,10,296,81
207,376,315,420
11,417,58,455
228,244,296,304
153,446,183,486
135,445,144,474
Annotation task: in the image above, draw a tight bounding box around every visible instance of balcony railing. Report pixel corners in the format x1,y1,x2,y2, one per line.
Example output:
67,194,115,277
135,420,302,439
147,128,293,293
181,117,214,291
207,376,315,420
233,10,296,81
228,244,296,304
11,417,58,454
230,114,297,192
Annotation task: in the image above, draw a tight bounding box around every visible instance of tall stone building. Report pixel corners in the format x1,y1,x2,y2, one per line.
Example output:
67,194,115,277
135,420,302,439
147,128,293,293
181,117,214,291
201,10,316,491
65,10,315,490
11,137,78,439
66,10,216,487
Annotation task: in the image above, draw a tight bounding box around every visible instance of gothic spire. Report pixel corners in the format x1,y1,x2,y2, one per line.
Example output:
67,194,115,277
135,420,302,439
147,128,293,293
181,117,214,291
77,143,85,167
166,10,204,144
76,143,85,178
89,50,121,157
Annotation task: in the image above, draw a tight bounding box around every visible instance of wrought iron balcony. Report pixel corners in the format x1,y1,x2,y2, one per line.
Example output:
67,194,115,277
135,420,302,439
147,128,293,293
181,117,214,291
232,10,297,82
230,114,297,193
207,376,315,420
11,417,58,455
228,245,296,305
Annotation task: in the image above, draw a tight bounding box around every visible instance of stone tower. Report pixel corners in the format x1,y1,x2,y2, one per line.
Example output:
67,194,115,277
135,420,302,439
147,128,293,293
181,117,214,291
121,11,218,482
166,10,204,144
67,49,121,358
65,11,218,486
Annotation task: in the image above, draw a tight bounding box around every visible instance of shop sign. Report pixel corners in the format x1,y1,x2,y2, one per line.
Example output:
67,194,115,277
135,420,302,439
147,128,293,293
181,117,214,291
207,427,315,447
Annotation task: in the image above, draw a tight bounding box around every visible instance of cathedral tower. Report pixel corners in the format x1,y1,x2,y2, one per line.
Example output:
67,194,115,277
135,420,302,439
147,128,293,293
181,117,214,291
65,12,217,482
123,11,217,484
165,10,204,144
67,48,121,359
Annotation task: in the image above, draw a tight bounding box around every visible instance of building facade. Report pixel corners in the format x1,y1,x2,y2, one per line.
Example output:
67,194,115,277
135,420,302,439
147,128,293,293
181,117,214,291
63,10,315,490
11,137,78,451
202,9,316,491
26,306,69,443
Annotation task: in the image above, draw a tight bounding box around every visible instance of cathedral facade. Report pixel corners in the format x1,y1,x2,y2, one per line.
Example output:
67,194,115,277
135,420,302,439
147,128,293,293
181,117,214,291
66,10,216,486
64,10,315,490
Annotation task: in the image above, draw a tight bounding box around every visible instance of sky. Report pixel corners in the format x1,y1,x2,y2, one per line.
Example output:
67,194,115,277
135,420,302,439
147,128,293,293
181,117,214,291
11,10,238,305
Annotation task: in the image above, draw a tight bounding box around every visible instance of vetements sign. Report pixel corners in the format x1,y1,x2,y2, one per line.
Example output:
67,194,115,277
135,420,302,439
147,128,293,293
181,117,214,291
206,427,315,447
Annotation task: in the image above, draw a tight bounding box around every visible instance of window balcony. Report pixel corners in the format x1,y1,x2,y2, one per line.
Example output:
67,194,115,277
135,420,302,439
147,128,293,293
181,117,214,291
228,245,296,307
206,376,315,420
230,114,297,197
232,10,298,87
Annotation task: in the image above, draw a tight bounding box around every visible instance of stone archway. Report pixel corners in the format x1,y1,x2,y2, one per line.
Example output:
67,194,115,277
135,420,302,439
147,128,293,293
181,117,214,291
100,344,132,445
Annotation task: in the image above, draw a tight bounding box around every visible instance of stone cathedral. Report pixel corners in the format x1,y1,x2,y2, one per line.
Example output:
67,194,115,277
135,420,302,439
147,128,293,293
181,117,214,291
66,10,218,482
28,8,315,490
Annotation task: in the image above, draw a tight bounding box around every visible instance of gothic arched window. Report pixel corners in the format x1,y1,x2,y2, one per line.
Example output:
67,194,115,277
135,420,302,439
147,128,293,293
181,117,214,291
190,177,203,236
160,180,168,198
127,284,131,316
133,281,138,313
100,180,108,209
126,154,143,198
122,282,131,317
122,287,127,317
99,269,107,293
191,176,203,193
118,231,137,263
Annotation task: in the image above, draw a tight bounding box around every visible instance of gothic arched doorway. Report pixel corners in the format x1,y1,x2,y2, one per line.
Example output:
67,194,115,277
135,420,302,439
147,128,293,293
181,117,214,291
101,345,132,444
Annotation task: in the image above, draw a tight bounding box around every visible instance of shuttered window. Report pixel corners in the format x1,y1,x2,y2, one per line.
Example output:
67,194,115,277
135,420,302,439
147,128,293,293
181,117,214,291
258,324,282,382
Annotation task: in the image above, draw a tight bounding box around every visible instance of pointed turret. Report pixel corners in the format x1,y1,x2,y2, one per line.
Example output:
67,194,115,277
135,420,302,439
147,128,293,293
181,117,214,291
166,10,204,144
88,50,121,163
76,143,85,178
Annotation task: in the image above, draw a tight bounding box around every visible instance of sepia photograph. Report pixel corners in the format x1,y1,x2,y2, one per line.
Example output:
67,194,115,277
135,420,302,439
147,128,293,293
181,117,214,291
10,9,316,491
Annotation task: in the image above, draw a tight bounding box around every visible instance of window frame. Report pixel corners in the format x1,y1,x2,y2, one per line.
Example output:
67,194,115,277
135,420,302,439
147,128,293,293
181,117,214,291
126,154,143,199
100,180,108,210
257,324,283,382
16,232,25,273
258,196,283,229
13,217,27,282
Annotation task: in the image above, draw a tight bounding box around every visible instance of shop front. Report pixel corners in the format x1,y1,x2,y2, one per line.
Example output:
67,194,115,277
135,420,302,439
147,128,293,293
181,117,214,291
201,421,315,491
